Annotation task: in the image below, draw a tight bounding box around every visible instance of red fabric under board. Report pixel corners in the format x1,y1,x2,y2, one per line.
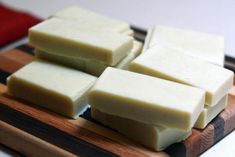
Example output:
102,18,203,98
0,4,42,47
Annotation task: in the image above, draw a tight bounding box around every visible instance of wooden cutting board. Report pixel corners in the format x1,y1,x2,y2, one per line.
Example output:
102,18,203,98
0,42,235,157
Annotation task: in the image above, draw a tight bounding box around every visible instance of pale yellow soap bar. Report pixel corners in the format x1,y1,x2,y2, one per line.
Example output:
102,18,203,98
29,18,133,65
7,60,97,118
115,41,143,69
51,6,130,33
88,67,205,131
194,95,228,129
35,49,85,71
85,41,143,76
144,26,225,66
35,41,143,76
91,108,191,151
129,46,234,106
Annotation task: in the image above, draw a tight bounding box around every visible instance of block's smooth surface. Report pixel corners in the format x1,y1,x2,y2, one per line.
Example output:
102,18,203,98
51,6,130,33
144,26,225,66
29,18,133,65
194,95,228,129
36,41,143,76
91,108,191,151
129,46,234,106
7,60,97,118
88,67,205,131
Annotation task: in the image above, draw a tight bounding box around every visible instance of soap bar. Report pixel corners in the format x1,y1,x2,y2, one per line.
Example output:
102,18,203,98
29,18,133,65
144,26,225,66
194,95,228,129
36,41,143,76
91,108,191,151
115,41,142,69
51,6,130,33
35,49,85,71
85,41,143,76
88,67,205,131
129,46,234,106
7,60,97,118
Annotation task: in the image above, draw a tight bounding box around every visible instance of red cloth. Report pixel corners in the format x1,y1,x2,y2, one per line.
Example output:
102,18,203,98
0,4,41,47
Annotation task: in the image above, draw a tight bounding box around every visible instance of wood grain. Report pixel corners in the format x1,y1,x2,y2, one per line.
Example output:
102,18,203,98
0,121,76,157
183,129,202,157
0,44,33,73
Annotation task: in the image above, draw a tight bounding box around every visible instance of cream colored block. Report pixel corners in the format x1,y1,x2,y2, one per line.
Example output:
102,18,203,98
194,95,228,129
129,46,234,106
29,18,133,65
7,60,97,118
88,67,205,131
91,108,191,151
35,49,85,71
51,6,130,33
35,41,143,76
85,41,143,76
115,41,143,69
144,26,225,66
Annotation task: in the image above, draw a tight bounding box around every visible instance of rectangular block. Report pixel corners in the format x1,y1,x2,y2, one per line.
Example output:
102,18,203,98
35,41,143,76
7,60,97,118
91,108,191,151
88,67,205,131
194,95,228,129
35,49,85,71
129,46,234,106
144,26,225,66
29,18,133,65
115,41,142,69
85,41,143,76
51,6,130,33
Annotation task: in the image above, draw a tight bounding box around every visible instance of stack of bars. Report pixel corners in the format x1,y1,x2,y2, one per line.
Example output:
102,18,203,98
6,6,234,152
7,6,143,119
88,26,234,150
32,6,143,76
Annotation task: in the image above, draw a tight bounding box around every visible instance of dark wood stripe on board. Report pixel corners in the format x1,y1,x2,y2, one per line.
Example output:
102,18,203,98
210,116,225,143
0,70,10,84
164,143,186,157
15,44,34,55
130,25,146,43
224,56,235,72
